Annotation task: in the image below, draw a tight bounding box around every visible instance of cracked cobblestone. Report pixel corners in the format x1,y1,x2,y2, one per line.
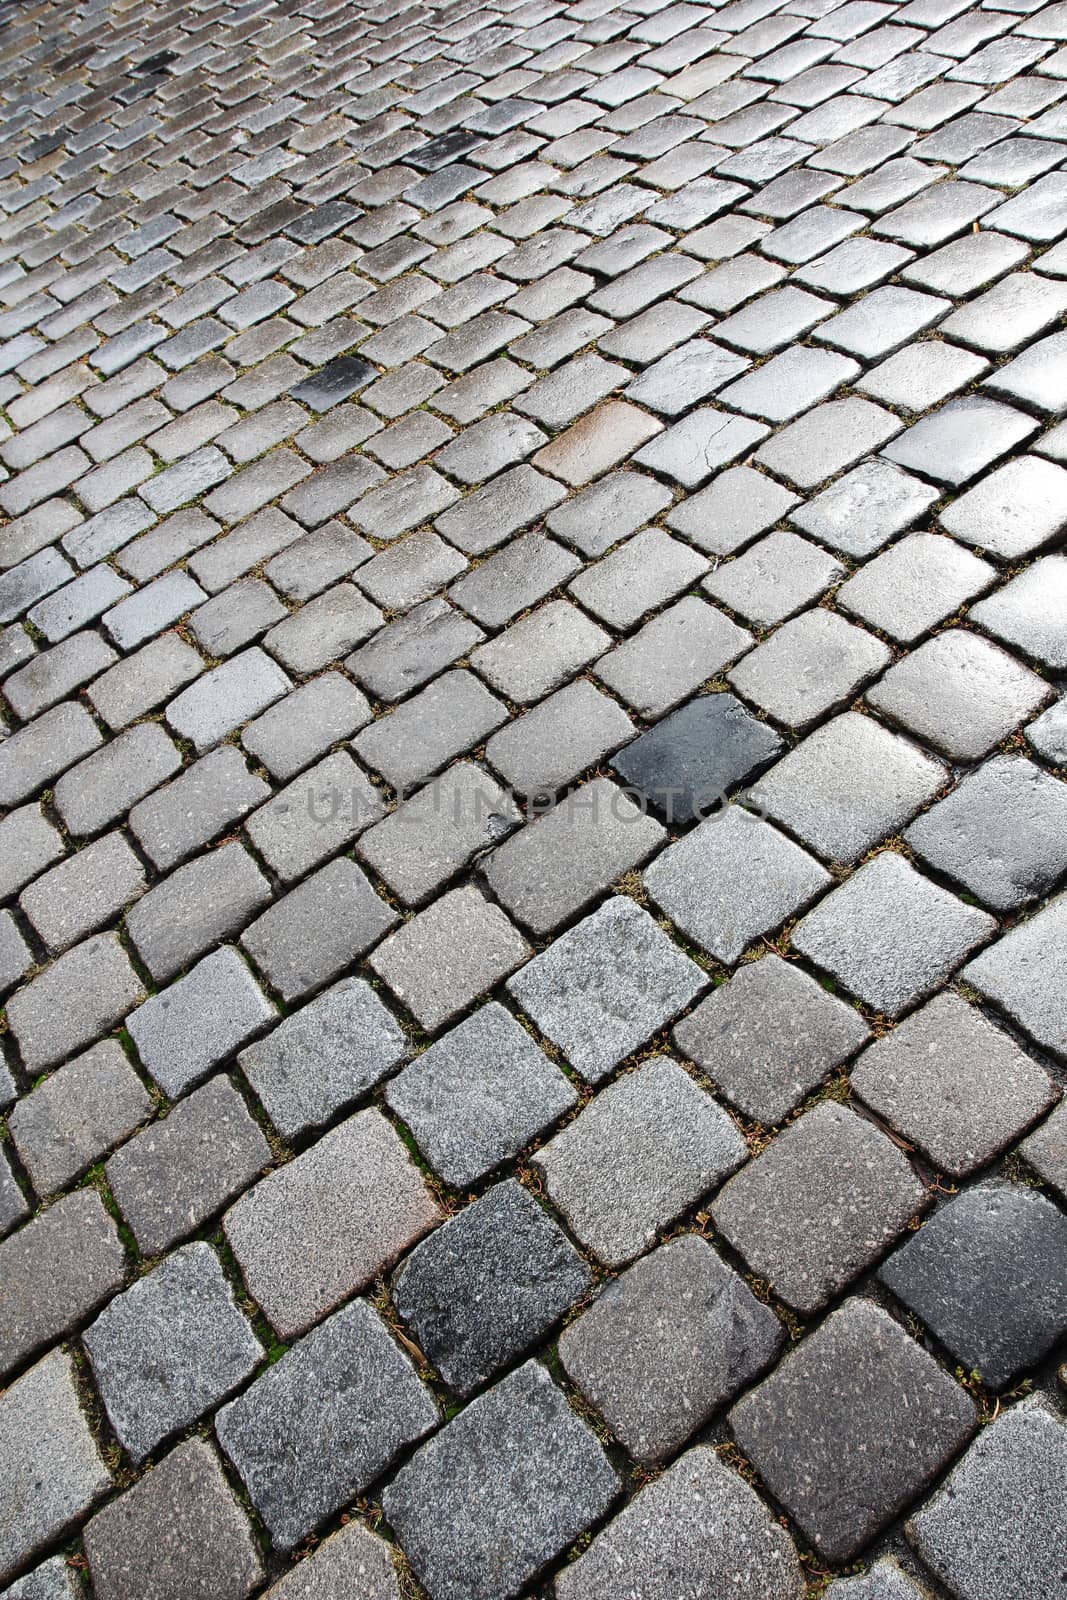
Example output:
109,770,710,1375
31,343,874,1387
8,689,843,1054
1,0,1066,1588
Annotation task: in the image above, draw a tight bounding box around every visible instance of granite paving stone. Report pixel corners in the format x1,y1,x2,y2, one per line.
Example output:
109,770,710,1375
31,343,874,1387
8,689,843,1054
962,891,1067,1060
971,555,1067,670
594,596,753,718
852,992,1058,1177
126,945,275,1098
556,1447,805,1600
789,458,940,558
674,952,871,1124
470,599,610,704
612,691,784,822
879,1183,1067,1388
128,746,270,871
224,1109,441,1337
259,1521,402,1600
106,1074,271,1257
836,531,995,642
240,856,398,1003
84,1241,262,1461
83,1439,263,1600
393,1179,592,1394
486,680,635,798
384,1000,575,1187
559,1236,783,1461
7,932,146,1073
0,1350,111,1585
882,395,1040,486
354,669,506,791
381,1361,619,1600
731,1297,976,1563
0,1553,82,1600
125,841,271,981
9,1039,153,1195
245,750,385,883
909,1398,1067,1600
1022,1102,1067,1202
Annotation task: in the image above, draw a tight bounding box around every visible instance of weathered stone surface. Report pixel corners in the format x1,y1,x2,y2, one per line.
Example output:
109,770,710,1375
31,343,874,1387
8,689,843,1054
261,1521,401,1600
879,1184,1067,1389
224,1109,441,1337
84,1241,262,1461
560,1236,783,1462
508,897,705,1083
382,1361,619,1600
731,1298,976,1563
0,1350,111,1585
712,1101,926,1313
107,1074,271,1257
852,993,1058,1177
1022,1102,1067,1202
241,856,398,1002
556,1447,804,1600
216,1297,437,1548
7,932,145,1073
612,692,784,823
0,1554,83,1600
909,1398,1067,1600
126,841,271,981
535,1057,746,1266
84,1439,264,1600
963,892,1067,1061
373,951,560,1151
0,1188,125,1378
127,946,275,1097
393,1179,591,1394
9,1039,152,1195
675,954,870,1124
239,978,407,1139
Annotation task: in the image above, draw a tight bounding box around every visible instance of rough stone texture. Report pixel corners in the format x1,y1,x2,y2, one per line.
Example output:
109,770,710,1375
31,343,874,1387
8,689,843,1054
84,1241,262,1461
962,892,1067,1061
731,1298,977,1563
674,954,870,1125
216,1297,438,1549
879,1184,1067,1389
909,1398,1067,1600
556,1447,805,1600
793,852,996,1017
1022,1102,1067,1202
712,1101,927,1313
0,1350,111,1585
385,1002,575,1186
0,1187,125,1378
852,994,1058,1177
107,1074,271,1257
261,1521,401,1599
534,1057,747,1266
7,932,146,1073
382,1361,619,1600
559,1236,783,1462
9,1039,153,1195
612,692,784,823
239,978,407,1139
508,897,705,1083
224,1109,441,1338
127,945,275,1097
393,1180,592,1394
0,1555,83,1600
83,1439,264,1600
241,857,398,1003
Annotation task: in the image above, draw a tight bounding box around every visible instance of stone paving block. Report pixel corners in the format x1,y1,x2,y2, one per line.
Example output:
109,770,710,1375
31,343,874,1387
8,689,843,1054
880,1183,1067,1388
1022,1102,1067,1202
0,1146,27,1239
434,463,566,557
646,804,831,964
347,596,484,702
748,712,947,867
983,328,1067,415
940,454,1067,558
242,673,371,780
906,754,1067,911
595,596,753,718
729,609,890,731
0,913,31,996
359,761,521,907
190,576,286,657
0,1187,125,1378
239,978,407,1140
265,521,372,601
89,631,204,730
674,953,870,1124
559,1236,783,1461
568,526,708,629
246,750,384,883
971,555,1067,670
218,1297,436,1549
0,700,102,808
7,931,145,1073
703,529,844,625
107,1073,270,1257
790,458,940,559
261,1520,402,1600
470,598,610,703
225,1108,440,1338
83,1438,263,1600
836,531,995,642
448,530,580,629
0,1553,82,1600
5,629,116,722
824,1559,929,1600
909,1398,1067,1600
127,945,275,1098
85,1241,262,1461
532,399,663,486
394,1179,591,1394
166,646,291,752
795,851,996,1016
858,338,991,413
10,1038,152,1196
865,630,1051,761
384,1001,576,1187
126,841,271,981
53,721,182,838
349,464,460,541
556,1445,805,1600
713,1100,926,1313
852,992,1058,1176
731,1297,977,1564
382,1360,619,1600
1027,694,1067,765
241,856,398,1003
354,669,506,791
544,467,672,558
129,745,270,872
486,680,635,798
963,891,1067,1061
535,1057,745,1265
0,1349,111,1585
612,692,784,823
882,395,1039,486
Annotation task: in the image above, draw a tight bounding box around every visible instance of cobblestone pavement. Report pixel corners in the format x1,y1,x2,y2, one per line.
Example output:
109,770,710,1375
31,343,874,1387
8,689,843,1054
1,0,1066,1591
